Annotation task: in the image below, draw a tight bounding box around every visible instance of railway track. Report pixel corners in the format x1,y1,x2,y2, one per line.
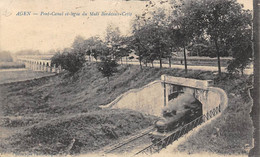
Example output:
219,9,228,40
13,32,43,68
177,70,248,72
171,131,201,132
134,105,221,155
101,105,221,156
101,126,155,154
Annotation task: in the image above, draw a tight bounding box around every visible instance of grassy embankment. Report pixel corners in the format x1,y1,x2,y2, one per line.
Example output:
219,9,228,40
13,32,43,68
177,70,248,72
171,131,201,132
0,70,54,84
0,62,25,69
0,63,253,155
175,75,253,155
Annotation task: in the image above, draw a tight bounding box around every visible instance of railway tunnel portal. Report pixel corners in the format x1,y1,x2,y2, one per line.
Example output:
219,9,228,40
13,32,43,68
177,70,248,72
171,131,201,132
101,75,228,155
101,75,228,119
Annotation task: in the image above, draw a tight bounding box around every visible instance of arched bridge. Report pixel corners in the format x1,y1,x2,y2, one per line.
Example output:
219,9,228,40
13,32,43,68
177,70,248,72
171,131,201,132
15,56,62,73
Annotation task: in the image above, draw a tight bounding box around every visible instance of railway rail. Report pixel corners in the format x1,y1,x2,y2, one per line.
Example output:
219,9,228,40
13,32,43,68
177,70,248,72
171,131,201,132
101,126,155,154
135,105,221,155
102,105,221,156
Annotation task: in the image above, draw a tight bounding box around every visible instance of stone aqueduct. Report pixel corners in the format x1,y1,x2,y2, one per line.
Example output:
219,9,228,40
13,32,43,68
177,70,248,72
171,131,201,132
15,56,62,73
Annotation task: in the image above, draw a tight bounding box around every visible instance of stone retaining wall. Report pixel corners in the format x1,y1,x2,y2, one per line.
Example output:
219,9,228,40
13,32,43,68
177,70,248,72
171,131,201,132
101,76,228,117
101,80,164,117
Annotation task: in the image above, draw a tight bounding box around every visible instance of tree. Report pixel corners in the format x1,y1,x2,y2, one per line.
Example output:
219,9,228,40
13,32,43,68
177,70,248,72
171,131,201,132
72,35,85,52
189,0,252,76
51,49,86,73
143,23,169,68
129,0,252,75
225,8,253,75
147,9,171,68
83,36,105,61
168,0,205,73
97,57,118,82
115,36,132,64
187,36,211,57
134,0,199,71
130,32,149,69
132,7,171,69
227,27,252,75
105,24,121,59
130,21,148,70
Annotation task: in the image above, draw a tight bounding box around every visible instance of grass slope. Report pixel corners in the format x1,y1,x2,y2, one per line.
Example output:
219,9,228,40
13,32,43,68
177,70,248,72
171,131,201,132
0,62,25,69
0,70,53,84
4,109,155,155
0,63,253,155
175,75,253,155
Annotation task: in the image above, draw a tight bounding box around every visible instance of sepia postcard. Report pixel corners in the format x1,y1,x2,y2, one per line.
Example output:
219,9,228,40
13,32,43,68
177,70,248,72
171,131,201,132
0,0,259,157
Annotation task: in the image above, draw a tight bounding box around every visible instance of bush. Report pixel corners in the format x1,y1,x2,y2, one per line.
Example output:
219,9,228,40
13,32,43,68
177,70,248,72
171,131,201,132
51,51,85,73
97,57,118,81
227,45,252,75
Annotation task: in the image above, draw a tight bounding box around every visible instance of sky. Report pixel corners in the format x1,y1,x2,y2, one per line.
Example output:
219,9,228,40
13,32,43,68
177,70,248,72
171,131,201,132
0,0,253,53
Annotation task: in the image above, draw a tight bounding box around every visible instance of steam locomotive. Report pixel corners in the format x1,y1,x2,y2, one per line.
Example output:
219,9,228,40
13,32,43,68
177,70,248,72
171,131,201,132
149,97,202,143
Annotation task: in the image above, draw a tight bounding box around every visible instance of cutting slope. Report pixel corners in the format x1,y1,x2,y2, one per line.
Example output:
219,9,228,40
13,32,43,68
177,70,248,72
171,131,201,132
0,63,253,155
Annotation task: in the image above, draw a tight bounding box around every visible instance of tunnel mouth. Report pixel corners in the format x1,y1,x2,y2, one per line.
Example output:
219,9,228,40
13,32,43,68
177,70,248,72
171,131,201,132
156,85,203,133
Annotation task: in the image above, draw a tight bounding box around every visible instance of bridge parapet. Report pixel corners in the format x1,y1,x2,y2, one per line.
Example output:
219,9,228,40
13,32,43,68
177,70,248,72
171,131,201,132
161,75,213,90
